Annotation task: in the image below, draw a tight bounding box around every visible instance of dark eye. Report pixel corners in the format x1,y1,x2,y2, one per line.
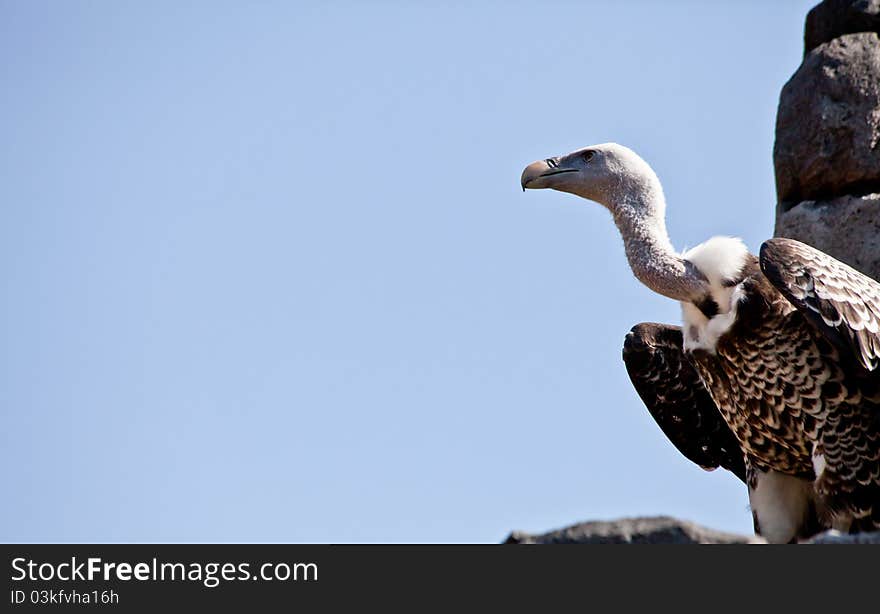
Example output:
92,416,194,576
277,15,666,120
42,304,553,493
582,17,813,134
583,150,595,162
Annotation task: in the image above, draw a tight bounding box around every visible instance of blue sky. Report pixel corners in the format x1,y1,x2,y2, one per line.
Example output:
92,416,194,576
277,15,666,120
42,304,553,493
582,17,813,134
1,1,818,542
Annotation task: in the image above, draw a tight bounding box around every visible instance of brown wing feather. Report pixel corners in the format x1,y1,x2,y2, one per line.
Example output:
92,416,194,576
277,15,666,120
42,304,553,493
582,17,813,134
760,237,880,373
622,323,747,483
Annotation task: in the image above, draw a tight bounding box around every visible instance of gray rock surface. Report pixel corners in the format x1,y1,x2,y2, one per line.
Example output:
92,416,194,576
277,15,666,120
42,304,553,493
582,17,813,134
503,516,762,545
503,517,880,544
774,32,880,206
805,0,880,54
774,193,880,280
806,529,880,543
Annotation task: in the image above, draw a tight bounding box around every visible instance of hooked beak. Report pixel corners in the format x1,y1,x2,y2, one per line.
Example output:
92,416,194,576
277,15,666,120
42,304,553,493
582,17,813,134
520,157,579,191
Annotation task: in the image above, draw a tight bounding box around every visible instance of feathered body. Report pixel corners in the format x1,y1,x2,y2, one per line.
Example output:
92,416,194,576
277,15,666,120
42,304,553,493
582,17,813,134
681,239,814,478
521,143,880,542
680,238,880,538
681,238,880,536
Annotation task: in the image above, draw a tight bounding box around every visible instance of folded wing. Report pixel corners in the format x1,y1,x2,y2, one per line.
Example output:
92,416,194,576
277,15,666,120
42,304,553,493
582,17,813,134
760,237,880,374
623,322,747,483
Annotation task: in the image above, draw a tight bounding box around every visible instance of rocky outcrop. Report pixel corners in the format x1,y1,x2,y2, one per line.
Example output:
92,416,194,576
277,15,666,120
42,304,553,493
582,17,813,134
502,517,880,544
503,516,762,545
774,194,880,278
807,529,880,543
804,0,880,53
774,32,880,207
774,2,880,281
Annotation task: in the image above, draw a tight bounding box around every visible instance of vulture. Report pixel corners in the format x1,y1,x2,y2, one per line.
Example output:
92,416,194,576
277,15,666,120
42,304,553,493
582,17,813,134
521,143,880,543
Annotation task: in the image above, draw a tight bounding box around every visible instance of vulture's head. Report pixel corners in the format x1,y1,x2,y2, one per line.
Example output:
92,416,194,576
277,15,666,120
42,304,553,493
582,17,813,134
520,143,663,217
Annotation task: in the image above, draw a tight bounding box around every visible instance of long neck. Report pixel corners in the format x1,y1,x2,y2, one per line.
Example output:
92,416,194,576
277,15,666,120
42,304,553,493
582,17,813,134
609,184,708,302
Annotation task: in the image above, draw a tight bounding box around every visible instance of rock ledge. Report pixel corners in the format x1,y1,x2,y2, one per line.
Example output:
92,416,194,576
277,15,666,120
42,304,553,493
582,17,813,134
503,516,880,544
503,516,763,544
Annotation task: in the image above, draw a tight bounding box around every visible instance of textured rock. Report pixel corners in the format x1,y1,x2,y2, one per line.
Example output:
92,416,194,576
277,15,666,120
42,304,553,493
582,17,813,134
773,32,880,206
503,517,880,544
775,193,880,280
805,0,880,54
503,516,762,545
806,529,880,543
